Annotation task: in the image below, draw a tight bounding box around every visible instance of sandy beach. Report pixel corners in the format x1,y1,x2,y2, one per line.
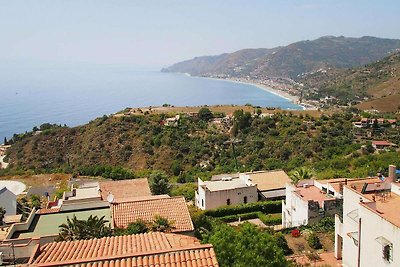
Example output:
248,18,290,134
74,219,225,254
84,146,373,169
226,78,299,102
220,77,317,110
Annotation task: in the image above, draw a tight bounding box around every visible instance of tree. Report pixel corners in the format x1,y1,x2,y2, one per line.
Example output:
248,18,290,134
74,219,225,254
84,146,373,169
30,194,42,209
0,207,6,224
233,109,252,130
274,232,293,255
150,171,171,195
57,215,111,241
3,137,7,145
289,167,313,185
204,223,288,267
150,215,174,232
126,219,149,234
198,107,213,121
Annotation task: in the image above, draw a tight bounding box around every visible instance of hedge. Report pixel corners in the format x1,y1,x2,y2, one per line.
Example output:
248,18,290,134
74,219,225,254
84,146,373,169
259,213,282,226
218,212,260,223
204,201,282,217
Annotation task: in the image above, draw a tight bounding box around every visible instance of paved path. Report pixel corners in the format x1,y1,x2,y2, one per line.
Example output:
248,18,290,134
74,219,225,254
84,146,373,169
229,218,282,230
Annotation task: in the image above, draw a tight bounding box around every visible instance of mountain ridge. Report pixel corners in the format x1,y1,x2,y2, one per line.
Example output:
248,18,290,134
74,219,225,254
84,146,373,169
162,36,400,80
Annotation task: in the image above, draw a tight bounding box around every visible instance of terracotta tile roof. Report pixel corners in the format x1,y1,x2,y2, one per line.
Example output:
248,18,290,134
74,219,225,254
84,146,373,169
36,208,61,214
31,232,218,267
99,178,151,202
372,140,393,146
112,196,194,233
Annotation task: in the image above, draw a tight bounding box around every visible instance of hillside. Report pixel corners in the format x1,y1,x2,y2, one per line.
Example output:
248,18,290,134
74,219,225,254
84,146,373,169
162,36,400,80
300,51,400,111
2,108,400,180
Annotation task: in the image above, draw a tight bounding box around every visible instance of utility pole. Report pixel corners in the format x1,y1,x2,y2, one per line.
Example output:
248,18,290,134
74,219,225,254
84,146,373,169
224,139,242,172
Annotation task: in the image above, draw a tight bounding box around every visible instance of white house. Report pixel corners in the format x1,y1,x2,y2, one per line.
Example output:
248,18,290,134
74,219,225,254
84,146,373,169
282,177,377,228
335,165,400,266
0,187,17,218
211,170,291,200
195,175,257,210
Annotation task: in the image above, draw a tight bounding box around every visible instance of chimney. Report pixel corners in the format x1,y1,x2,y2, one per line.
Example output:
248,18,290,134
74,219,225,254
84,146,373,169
388,165,397,183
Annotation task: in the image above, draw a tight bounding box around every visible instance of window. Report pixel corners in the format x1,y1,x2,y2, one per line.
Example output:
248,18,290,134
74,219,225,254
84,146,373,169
227,199,231,205
244,196,248,204
201,199,204,207
376,236,393,262
383,244,393,262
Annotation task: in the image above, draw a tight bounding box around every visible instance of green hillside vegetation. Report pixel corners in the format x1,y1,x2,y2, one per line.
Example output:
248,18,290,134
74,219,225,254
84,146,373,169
301,51,400,108
163,36,400,80
2,108,400,181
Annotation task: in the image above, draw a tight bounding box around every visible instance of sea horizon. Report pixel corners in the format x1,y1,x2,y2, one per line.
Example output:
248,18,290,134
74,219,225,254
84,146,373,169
0,65,302,139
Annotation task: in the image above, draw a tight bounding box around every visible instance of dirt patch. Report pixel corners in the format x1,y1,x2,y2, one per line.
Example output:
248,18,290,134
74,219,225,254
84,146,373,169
0,173,72,188
356,94,400,112
285,232,334,255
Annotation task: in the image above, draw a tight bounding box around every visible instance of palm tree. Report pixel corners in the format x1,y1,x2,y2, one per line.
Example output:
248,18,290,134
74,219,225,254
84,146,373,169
289,167,313,185
57,215,111,241
150,215,174,232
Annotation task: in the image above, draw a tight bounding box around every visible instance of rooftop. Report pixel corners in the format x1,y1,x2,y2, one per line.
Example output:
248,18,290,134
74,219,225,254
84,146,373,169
31,232,218,267
99,178,151,202
248,170,290,191
294,185,335,207
202,178,254,192
372,140,394,146
112,196,194,232
67,187,100,200
13,208,111,239
346,182,400,228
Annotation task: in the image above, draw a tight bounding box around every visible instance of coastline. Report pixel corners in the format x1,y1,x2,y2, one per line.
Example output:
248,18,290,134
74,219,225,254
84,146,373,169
193,75,317,110
224,78,299,103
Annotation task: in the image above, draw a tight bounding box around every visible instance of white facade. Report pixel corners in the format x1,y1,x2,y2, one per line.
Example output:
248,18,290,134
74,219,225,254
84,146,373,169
282,179,345,228
0,187,17,217
335,184,400,267
195,175,257,210
282,183,310,228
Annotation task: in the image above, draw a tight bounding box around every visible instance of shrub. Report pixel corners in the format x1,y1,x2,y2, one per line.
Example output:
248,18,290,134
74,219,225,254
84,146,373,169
258,213,282,225
126,219,148,234
307,232,322,249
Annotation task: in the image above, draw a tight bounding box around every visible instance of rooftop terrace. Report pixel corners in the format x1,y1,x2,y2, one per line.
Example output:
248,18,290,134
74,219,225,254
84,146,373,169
294,185,335,207
12,207,111,239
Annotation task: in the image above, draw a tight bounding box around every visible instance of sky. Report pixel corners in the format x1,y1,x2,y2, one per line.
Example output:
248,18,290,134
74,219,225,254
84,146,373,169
1,0,400,68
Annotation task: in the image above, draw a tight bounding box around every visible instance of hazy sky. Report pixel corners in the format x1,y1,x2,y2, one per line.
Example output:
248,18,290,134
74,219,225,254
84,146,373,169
1,0,400,67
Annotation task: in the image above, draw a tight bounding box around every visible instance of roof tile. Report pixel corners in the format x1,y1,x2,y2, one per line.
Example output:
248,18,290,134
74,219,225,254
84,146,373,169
32,232,219,267
112,196,194,233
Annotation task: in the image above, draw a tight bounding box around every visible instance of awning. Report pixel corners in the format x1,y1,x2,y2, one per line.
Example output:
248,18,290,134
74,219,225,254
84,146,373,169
375,236,392,246
260,189,286,199
346,209,359,222
347,231,359,246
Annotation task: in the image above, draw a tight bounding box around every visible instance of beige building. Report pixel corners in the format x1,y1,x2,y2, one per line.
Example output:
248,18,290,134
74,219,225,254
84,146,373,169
195,174,257,210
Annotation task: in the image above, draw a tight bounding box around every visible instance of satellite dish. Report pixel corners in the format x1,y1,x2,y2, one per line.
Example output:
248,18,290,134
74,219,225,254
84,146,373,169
106,193,114,203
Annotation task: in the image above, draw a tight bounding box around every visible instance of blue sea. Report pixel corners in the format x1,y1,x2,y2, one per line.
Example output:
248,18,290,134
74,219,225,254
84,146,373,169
0,64,301,139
